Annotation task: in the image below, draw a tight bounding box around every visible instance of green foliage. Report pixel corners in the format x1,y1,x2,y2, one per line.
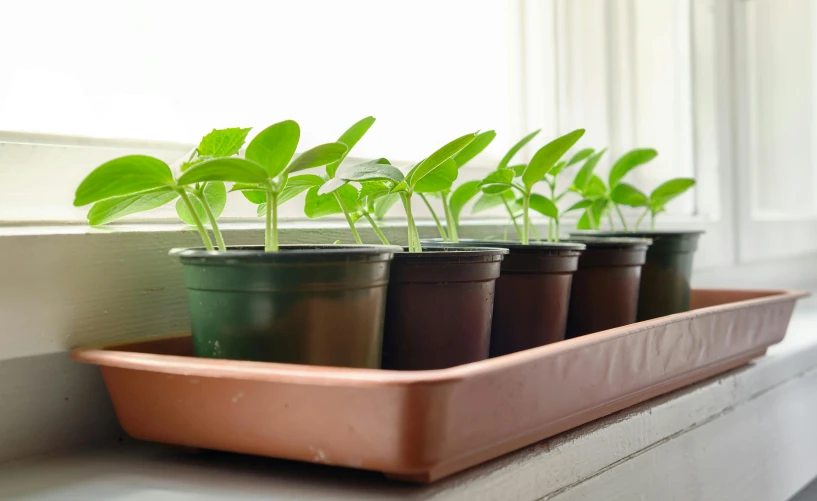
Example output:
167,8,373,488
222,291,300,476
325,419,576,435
87,187,178,226
176,182,227,225
197,127,252,157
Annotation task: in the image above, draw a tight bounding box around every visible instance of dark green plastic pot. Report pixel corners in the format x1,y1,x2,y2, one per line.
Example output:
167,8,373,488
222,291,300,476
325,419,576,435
171,245,401,368
570,231,703,321
382,246,507,370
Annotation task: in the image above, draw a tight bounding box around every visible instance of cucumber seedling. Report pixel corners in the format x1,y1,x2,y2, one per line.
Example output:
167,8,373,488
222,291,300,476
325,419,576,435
74,127,251,251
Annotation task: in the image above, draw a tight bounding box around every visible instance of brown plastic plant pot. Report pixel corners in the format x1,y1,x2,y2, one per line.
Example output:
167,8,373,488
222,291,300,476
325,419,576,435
571,231,704,321
381,246,507,370
171,245,401,368
424,240,586,357
564,236,652,339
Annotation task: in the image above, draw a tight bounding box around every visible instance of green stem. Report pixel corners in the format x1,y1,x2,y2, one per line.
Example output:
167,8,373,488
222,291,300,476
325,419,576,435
522,193,531,245
651,210,657,231
440,191,459,243
364,212,390,245
419,194,447,241
334,192,362,244
548,181,556,242
178,190,214,251
607,209,616,230
635,208,649,231
554,217,561,242
265,188,278,252
531,221,541,242
613,203,629,231
401,193,422,252
502,198,523,240
194,189,226,251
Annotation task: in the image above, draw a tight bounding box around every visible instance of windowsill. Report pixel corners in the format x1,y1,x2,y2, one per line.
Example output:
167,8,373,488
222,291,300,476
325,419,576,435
2,300,816,500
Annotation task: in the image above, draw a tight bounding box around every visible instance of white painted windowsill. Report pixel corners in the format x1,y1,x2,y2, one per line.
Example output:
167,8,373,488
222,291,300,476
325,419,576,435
2,301,817,501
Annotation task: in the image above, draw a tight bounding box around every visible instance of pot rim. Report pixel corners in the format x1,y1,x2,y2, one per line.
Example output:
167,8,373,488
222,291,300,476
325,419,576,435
422,239,586,252
571,230,705,238
565,236,652,249
170,244,403,263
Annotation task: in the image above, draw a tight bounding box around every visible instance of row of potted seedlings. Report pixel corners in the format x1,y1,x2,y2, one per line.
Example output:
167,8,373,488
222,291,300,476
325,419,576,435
73,118,700,370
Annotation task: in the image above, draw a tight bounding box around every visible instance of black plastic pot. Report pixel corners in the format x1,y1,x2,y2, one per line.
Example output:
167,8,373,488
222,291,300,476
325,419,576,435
423,239,585,357
564,237,651,338
171,245,401,368
570,231,703,320
381,246,507,370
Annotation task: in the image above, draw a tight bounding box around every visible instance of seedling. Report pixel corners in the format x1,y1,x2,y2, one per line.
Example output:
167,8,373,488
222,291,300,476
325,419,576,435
456,130,542,239
179,120,347,251
477,129,585,244
74,127,252,251
322,133,477,252
426,130,496,242
568,148,695,230
303,117,393,245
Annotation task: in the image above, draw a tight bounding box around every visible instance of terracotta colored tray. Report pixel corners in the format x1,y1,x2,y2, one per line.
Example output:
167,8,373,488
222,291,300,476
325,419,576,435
72,289,807,483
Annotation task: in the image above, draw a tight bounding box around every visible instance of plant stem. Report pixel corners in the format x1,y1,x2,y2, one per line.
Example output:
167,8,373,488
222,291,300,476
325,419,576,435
194,189,226,251
651,210,657,231
607,210,616,230
401,193,422,252
177,189,214,251
363,212,390,245
440,191,459,243
522,193,531,245
502,198,523,240
419,194,447,241
265,188,278,252
613,203,629,231
531,221,541,242
333,192,363,244
635,208,649,231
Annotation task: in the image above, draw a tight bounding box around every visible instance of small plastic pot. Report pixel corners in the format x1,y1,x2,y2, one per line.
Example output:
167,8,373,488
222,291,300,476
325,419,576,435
423,240,585,357
381,246,507,370
171,245,401,368
570,231,703,320
564,237,651,338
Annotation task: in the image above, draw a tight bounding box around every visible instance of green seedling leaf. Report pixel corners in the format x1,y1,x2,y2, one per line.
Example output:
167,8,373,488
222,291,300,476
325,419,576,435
286,142,348,174
567,148,595,166
358,180,391,201
243,189,266,204
562,199,593,215
479,169,514,194
549,161,567,177
523,129,586,191
527,194,558,219
450,180,482,224
583,174,608,198
611,183,648,207
509,164,526,177
453,130,496,167
374,192,400,219
608,148,657,188
389,180,409,193
341,160,405,184
180,156,208,172
326,116,376,177
74,155,174,206
178,157,269,185
318,176,348,196
245,120,300,178
87,187,178,225
414,158,458,193
576,210,593,230
304,184,359,218
572,149,606,191
279,174,325,205
176,182,227,225
197,127,252,157
649,178,695,207
408,132,476,188
498,129,541,170
472,191,514,214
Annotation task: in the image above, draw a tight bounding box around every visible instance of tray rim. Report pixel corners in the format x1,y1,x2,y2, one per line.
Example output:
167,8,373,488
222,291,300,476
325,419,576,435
70,288,810,387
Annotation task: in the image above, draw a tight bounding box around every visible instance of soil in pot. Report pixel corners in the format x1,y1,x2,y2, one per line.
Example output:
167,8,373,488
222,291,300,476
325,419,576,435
381,246,507,370
424,240,585,357
564,237,651,338
570,231,703,321
171,245,401,368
